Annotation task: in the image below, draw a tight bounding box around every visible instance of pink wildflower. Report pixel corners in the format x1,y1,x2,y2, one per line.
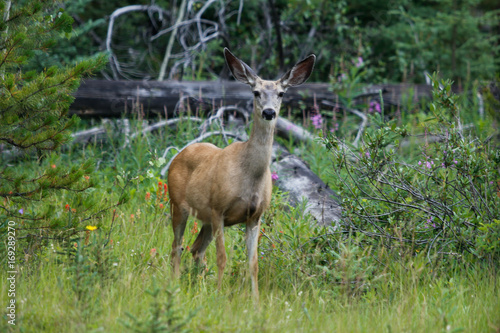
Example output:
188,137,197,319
310,113,323,129
356,57,364,67
271,172,279,181
369,101,381,113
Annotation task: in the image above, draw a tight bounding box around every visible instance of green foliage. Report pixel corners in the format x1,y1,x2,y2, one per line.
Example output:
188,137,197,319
382,0,499,83
0,1,106,152
323,73,500,263
32,0,499,83
120,281,197,333
316,237,380,297
25,0,107,70
0,0,107,255
65,231,117,321
476,218,500,260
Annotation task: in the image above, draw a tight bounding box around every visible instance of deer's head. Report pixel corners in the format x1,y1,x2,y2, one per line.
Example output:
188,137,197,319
224,48,316,123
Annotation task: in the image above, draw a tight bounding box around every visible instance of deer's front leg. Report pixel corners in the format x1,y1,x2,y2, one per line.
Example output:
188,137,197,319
246,217,261,302
212,210,226,290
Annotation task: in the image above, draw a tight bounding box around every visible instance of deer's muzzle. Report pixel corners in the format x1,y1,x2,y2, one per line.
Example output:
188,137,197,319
262,108,276,120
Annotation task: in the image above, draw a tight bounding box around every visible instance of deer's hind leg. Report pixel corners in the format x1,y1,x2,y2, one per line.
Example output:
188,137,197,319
211,210,226,290
190,224,213,266
170,203,188,278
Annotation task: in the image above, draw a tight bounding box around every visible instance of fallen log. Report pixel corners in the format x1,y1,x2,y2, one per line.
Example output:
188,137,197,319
272,143,342,227
275,117,317,144
70,80,433,118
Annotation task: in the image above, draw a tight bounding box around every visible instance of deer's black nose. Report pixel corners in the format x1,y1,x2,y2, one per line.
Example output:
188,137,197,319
262,108,276,120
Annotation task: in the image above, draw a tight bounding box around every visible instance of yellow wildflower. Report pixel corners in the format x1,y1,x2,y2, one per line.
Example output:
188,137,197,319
86,225,97,231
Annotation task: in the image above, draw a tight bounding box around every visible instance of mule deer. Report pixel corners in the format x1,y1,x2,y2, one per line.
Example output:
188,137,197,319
168,48,315,300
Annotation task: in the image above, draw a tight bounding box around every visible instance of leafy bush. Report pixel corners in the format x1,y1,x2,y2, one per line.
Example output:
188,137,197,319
323,73,500,264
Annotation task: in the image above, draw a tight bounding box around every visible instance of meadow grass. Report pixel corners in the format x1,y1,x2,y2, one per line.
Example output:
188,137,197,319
3,207,499,332
2,117,499,332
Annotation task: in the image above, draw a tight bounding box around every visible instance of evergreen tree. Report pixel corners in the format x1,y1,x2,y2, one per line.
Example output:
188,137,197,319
0,0,107,242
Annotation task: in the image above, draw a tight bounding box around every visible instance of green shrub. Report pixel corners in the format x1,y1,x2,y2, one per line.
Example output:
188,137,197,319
323,73,500,265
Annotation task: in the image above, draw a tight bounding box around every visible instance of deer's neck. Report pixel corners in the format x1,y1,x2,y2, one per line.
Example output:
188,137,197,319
242,116,275,176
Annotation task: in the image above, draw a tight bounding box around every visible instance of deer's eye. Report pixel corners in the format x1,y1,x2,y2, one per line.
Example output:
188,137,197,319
253,91,261,98
278,92,284,98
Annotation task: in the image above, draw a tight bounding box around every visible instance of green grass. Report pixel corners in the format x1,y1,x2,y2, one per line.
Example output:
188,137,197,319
2,116,499,332
2,211,499,332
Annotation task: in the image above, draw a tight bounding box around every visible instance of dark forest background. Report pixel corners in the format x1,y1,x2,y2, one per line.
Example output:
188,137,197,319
31,0,499,86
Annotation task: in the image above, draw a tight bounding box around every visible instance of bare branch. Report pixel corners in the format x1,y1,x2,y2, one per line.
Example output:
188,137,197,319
129,117,203,140
158,0,187,81
105,5,166,80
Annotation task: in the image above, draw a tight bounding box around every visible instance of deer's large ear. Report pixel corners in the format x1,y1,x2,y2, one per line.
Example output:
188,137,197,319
280,54,316,88
224,48,258,86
